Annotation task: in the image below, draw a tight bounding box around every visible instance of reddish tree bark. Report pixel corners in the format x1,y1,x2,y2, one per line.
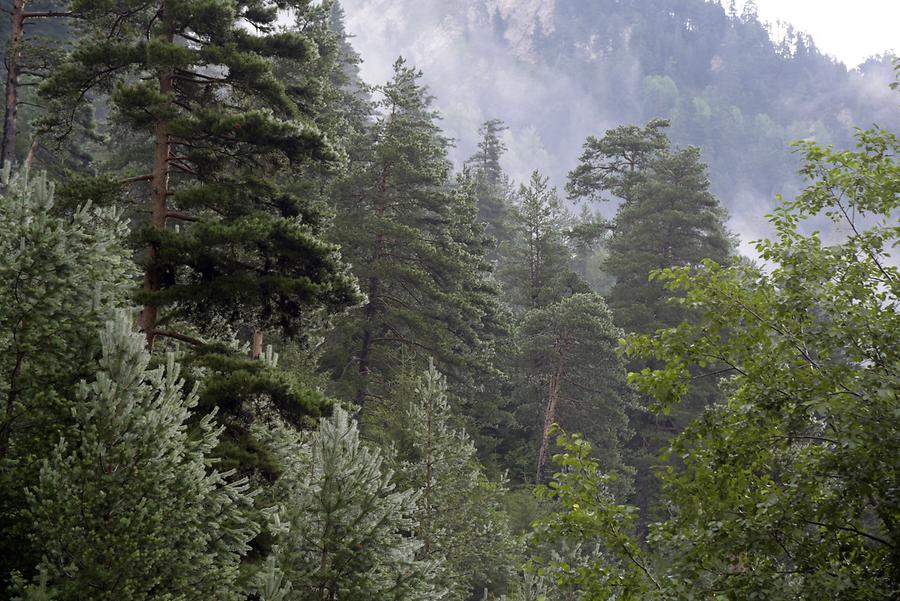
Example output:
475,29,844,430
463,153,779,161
1,0,26,173
536,362,565,483
140,38,174,349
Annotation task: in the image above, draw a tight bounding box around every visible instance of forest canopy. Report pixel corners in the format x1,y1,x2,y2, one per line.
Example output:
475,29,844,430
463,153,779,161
0,1,897,600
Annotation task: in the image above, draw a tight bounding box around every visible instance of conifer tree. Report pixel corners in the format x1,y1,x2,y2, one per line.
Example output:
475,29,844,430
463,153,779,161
21,311,259,601
497,170,587,313
516,293,632,483
322,59,505,410
39,0,361,350
380,361,519,599
568,121,733,526
605,146,733,332
566,119,671,204
0,169,133,590
464,119,514,247
264,406,438,601
37,0,363,480
1,0,70,173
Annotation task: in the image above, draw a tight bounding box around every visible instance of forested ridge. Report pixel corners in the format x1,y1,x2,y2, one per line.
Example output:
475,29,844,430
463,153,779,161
339,0,899,245
0,1,897,600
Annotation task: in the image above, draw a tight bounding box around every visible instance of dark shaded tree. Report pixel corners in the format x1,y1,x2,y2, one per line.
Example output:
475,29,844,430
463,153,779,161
321,59,506,414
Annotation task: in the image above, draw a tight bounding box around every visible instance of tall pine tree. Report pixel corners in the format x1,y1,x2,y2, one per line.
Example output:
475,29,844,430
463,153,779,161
321,59,505,412
568,121,733,526
40,0,361,350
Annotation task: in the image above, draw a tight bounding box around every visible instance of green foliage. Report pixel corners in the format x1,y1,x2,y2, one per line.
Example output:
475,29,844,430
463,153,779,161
569,120,733,526
0,170,134,590
624,124,899,598
498,171,587,313
20,311,259,600
604,144,732,333
182,342,332,479
322,58,507,413
515,293,633,485
567,119,671,204
531,123,898,599
379,361,520,599
39,0,362,339
465,119,515,247
263,406,438,600
527,429,657,601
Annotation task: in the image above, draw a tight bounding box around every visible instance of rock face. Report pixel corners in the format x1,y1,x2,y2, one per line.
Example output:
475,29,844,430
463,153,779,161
340,0,898,246
487,0,556,61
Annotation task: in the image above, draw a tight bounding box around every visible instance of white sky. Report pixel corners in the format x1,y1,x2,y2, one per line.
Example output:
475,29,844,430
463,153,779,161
743,0,898,66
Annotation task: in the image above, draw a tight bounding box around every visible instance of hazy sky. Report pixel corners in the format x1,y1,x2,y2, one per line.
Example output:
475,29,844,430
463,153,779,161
744,0,898,66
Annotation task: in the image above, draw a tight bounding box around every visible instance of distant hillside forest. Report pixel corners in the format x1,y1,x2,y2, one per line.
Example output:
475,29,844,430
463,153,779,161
0,0,897,600
340,0,899,217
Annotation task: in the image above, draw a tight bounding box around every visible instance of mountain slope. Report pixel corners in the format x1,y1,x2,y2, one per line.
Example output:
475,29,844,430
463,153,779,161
340,0,897,246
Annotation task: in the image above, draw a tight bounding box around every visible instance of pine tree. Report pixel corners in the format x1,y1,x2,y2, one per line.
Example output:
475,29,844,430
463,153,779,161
0,169,134,590
37,0,364,482
321,59,505,411
379,361,519,599
516,293,632,484
568,121,733,527
464,119,514,248
20,311,259,601
605,145,732,332
1,0,70,174
264,406,438,601
39,0,361,349
606,146,733,524
566,119,671,205
497,170,587,313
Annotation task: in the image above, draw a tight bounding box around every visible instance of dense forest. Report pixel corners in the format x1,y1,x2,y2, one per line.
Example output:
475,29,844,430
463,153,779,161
0,0,897,600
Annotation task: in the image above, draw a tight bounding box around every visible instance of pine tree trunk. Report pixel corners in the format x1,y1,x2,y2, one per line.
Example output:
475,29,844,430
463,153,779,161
23,136,36,170
140,33,174,349
1,0,26,174
251,329,264,359
536,362,564,483
353,275,379,408
354,169,388,410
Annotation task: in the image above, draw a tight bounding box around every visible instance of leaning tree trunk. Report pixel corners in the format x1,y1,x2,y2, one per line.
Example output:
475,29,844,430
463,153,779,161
1,0,26,174
535,362,565,483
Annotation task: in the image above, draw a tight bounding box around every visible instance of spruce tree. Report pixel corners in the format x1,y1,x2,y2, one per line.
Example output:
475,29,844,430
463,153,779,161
264,406,438,601
0,169,133,590
21,311,259,601
322,59,505,411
